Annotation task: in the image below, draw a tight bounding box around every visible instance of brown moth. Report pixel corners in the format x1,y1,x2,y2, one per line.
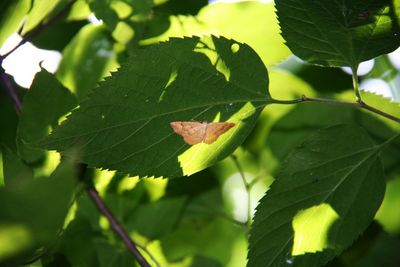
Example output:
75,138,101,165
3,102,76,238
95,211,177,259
170,121,236,145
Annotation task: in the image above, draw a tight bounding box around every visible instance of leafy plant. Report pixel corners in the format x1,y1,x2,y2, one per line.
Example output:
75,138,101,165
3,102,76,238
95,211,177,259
0,0,399,267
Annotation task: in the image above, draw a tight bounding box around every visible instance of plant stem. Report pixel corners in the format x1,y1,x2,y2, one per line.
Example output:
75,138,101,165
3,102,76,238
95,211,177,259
270,95,400,124
0,0,77,61
351,66,362,103
0,71,22,112
231,155,252,230
86,185,151,267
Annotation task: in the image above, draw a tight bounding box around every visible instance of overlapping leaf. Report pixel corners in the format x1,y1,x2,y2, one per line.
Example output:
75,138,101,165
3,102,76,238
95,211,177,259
1,147,33,186
0,0,30,47
197,1,291,66
22,0,68,34
143,1,291,66
249,125,387,267
275,0,400,67
56,24,117,100
41,36,270,178
17,69,77,163
0,160,76,265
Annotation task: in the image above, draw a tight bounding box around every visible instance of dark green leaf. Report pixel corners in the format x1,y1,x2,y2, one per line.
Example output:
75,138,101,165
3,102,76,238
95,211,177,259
161,218,242,265
164,169,228,226
94,239,138,267
165,168,220,198
275,0,400,67
87,0,119,30
17,69,77,163
52,218,100,267
42,36,270,178
0,160,77,265
126,196,186,240
31,20,88,51
278,57,353,93
249,125,386,267
329,222,382,267
191,255,223,267
1,146,33,185
154,0,208,15
353,231,400,267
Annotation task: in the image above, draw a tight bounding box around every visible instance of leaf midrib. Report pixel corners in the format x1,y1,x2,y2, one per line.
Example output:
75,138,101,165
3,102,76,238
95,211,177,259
44,98,269,144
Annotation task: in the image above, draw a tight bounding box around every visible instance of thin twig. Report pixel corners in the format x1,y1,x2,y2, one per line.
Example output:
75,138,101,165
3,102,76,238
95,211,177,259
86,186,151,267
0,0,77,61
270,95,400,123
231,155,252,230
0,71,22,112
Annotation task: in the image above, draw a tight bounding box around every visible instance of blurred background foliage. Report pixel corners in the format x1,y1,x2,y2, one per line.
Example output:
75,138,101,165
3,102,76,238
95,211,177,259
0,0,400,266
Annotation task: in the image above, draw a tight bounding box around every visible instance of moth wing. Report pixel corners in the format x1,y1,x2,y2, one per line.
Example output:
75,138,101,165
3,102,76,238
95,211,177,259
204,122,235,144
170,121,207,145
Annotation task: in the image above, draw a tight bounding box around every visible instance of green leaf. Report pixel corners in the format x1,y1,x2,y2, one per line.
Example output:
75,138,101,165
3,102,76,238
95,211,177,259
1,146,33,186
42,36,270,178
22,0,68,34
275,0,400,67
87,0,119,30
154,0,208,15
197,1,291,66
266,102,400,163
190,255,223,267
279,58,353,94
126,196,186,240
161,218,242,265
56,24,117,100
248,125,386,267
245,69,316,153
95,239,139,267
52,218,101,267
86,0,154,45
31,20,87,51
17,69,77,164
165,170,228,224
360,91,400,129
159,170,245,265
165,169,220,198
144,1,291,66
365,55,399,83
47,217,139,267
66,0,91,21
0,160,76,265
0,0,30,47
375,176,400,234
353,230,400,267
